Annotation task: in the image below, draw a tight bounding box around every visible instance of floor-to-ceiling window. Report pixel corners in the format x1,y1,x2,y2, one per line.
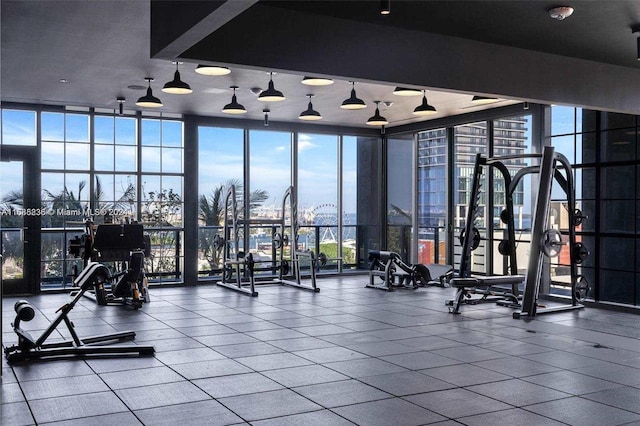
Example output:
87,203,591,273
342,136,358,270
386,135,414,261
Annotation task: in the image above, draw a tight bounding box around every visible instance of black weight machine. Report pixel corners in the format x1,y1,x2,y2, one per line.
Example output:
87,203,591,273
367,250,453,291
69,220,150,309
4,262,155,362
219,185,320,297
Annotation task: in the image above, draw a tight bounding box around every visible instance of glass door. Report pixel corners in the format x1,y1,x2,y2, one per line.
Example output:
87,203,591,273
1,152,39,294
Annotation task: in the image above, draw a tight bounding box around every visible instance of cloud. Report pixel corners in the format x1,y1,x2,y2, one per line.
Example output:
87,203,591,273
298,140,318,152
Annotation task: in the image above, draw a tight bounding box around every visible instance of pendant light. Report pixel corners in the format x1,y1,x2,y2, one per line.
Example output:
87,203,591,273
222,86,246,114
392,87,422,96
258,72,285,102
162,62,192,94
366,101,388,126
299,94,322,121
135,78,163,108
471,95,499,104
195,64,231,75
380,0,391,15
263,107,270,126
301,76,334,86
413,90,437,116
341,82,366,110
116,97,126,115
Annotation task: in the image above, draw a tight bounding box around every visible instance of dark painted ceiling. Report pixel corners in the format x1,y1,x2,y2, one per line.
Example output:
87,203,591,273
2,1,640,129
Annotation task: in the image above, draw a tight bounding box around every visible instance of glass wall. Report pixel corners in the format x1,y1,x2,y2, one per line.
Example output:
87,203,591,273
342,136,358,269
386,136,414,260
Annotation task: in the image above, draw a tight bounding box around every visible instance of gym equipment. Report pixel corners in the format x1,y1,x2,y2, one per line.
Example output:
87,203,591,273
367,250,453,291
447,150,523,313
69,221,150,309
218,185,320,296
513,146,587,319
4,262,155,362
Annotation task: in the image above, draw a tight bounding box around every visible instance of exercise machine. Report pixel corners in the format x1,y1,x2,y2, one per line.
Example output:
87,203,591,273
4,262,155,362
219,185,320,296
69,220,150,309
513,146,588,319
447,151,526,313
367,250,453,291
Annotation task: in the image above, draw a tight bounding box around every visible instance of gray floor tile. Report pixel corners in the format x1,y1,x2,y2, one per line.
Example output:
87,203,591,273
20,373,109,400
250,409,353,426
268,337,337,351
1,382,25,403
29,391,128,424
572,362,640,386
521,350,608,369
246,328,309,341
293,379,392,408
195,332,258,346
420,363,511,387
525,397,640,426
430,346,507,363
332,397,446,426
116,381,211,410
170,359,252,380
324,357,408,378
358,370,455,396
405,388,511,419
12,360,94,381
345,341,422,357
150,337,206,352
521,370,623,395
135,399,243,425
40,412,143,426
293,346,369,363
364,328,427,341
212,341,284,358
466,378,571,406
294,324,355,336
340,320,397,332
153,347,226,365
458,408,565,426
85,356,164,374
380,351,461,370
1,401,35,426
193,372,284,398
219,389,322,422
395,335,466,351
472,356,561,378
261,364,350,388
236,352,313,371
99,365,184,390
582,386,640,414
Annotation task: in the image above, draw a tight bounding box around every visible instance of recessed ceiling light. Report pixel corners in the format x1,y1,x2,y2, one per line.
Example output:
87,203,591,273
548,6,574,20
301,76,334,86
195,64,231,75
392,87,422,96
59,78,68,83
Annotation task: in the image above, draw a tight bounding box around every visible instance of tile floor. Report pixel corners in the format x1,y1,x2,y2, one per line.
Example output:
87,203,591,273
2,276,640,425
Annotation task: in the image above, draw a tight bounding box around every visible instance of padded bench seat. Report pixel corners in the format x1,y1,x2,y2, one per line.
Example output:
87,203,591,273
450,275,524,288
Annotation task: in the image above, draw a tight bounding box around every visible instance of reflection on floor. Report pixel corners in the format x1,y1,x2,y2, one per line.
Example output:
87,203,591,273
3,276,640,425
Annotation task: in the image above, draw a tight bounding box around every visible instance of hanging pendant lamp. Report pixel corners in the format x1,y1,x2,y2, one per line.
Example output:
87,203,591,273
116,97,126,115
413,90,437,116
263,107,270,126
258,72,285,102
341,82,366,110
393,87,422,96
162,62,192,94
222,86,247,114
301,76,334,86
299,94,322,121
195,64,231,75
366,101,388,126
471,95,499,104
135,78,163,108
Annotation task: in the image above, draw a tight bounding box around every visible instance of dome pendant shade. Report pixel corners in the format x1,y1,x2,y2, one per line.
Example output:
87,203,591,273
341,86,366,110
162,70,192,94
366,103,388,126
301,76,334,86
299,96,322,121
471,95,498,104
413,95,437,116
195,64,231,75
136,79,163,108
258,75,285,102
393,87,422,96
222,94,247,114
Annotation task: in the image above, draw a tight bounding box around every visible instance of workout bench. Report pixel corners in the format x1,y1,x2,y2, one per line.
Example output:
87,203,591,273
367,250,453,291
446,274,524,314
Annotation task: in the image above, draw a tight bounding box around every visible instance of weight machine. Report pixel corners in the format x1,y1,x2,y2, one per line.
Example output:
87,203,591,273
448,146,588,316
367,250,453,291
219,185,320,296
5,262,155,362
514,146,588,319
69,220,150,309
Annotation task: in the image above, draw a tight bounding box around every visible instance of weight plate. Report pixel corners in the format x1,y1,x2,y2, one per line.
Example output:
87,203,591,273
541,229,563,257
574,275,589,302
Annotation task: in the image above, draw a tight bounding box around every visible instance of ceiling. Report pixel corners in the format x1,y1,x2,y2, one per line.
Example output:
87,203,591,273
2,1,640,129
